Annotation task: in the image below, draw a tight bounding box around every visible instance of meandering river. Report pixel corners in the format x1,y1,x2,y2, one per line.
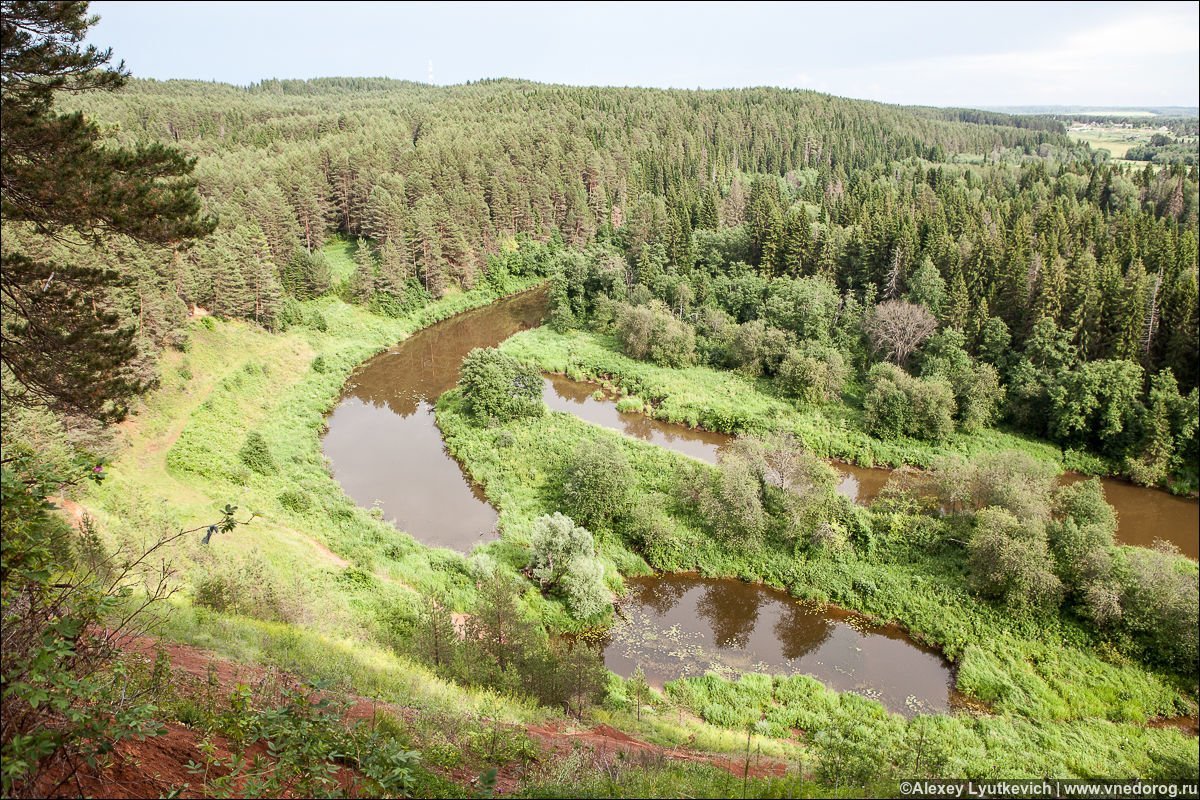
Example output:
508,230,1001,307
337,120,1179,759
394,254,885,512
321,288,1198,714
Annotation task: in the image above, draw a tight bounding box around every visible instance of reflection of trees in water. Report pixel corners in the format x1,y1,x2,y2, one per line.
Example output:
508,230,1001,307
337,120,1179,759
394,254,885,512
547,375,595,403
619,410,660,441
696,580,761,649
773,600,835,661
628,577,689,615
339,295,547,418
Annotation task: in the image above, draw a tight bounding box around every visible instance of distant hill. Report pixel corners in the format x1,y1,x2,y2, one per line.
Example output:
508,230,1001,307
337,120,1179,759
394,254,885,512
983,105,1199,118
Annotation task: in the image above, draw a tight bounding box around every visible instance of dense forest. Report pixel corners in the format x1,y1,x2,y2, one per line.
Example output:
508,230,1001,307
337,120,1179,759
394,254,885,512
28,75,1200,490
3,5,1198,797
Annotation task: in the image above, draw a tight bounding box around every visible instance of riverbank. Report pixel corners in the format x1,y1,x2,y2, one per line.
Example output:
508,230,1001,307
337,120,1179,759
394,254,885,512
498,327,1125,479
536,368,1199,559
82,269,548,653
65,265,848,796
436,389,1193,718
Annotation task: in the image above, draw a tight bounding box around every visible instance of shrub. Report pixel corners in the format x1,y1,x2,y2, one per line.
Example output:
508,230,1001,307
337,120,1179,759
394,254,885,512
863,363,956,442
1118,545,1199,674
968,508,1063,610
278,488,312,513
700,455,767,547
562,438,635,530
459,347,544,423
238,431,276,475
777,342,848,403
614,301,696,367
560,557,610,618
528,513,594,588
728,320,791,377
193,553,300,622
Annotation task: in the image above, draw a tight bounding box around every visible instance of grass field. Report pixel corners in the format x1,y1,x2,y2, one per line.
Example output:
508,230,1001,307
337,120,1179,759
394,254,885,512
1067,126,1156,160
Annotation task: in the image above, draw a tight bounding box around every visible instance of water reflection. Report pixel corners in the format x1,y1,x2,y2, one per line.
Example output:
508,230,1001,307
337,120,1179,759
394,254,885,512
321,289,549,551
541,374,729,463
543,372,1198,559
604,574,954,716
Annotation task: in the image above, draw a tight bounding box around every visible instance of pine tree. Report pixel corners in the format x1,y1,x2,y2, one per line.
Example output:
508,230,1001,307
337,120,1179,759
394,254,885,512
1,0,212,421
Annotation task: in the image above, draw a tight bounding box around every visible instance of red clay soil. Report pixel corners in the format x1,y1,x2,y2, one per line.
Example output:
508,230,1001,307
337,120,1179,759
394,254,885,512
27,636,790,798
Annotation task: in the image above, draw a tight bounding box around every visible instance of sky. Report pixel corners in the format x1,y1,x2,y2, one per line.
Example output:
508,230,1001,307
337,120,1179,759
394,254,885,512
86,1,1199,108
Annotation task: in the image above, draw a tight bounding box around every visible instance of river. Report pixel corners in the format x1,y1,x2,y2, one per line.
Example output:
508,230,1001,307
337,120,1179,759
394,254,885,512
321,288,1197,713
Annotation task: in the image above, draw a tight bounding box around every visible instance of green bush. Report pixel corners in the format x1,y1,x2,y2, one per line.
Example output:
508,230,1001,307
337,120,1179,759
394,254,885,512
238,431,277,475
777,341,848,403
615,301,696,367
459,347,544,423
864,363,956,442
562,438,635,531
278,488,313,513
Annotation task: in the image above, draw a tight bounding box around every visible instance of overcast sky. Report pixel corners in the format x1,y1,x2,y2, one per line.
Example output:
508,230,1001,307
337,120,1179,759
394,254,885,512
87,1,1199,107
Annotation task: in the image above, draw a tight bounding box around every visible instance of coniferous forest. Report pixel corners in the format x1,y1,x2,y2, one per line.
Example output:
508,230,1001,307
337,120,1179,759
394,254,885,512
2,4,1198,798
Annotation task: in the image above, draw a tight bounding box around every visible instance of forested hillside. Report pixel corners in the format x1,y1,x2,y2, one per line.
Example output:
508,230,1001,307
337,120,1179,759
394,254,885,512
39,77,1200,487
3,21,1198,795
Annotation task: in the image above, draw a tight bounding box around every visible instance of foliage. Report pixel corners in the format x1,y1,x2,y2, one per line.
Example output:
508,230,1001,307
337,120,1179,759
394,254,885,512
0,449,247,798
561,438,635,531
614,301,695,367
863,363,957,442
459,347,544,424
527,513,610,619
776,341,848,403
0,0,212,422
968,508,1064,610
237,431,277,475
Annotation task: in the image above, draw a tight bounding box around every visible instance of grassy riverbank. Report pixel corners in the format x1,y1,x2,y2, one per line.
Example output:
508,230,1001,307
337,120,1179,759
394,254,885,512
50,259,1196,789
83,272,545,642
498,327,1112,474
436,387,1198,777
58,261,836,796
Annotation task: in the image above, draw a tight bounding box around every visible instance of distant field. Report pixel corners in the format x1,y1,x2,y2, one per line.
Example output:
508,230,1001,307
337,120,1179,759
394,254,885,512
1067,126,1156,159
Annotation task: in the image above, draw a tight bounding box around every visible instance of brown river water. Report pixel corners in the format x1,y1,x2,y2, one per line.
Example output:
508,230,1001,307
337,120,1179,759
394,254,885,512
605,574,954,716
321,288,1197,712
321,288,548,550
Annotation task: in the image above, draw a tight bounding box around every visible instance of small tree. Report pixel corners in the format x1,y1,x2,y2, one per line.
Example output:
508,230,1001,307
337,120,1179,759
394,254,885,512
863,363,956,442
528,513,610,619
968,508,1062,610
562,438,634,530
528,513,594,589
866,300,937,367
281,248,332,299
238,431,276,475
628,666,651,721
777,342,848,404
410,594,460,671
458,348,544,423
